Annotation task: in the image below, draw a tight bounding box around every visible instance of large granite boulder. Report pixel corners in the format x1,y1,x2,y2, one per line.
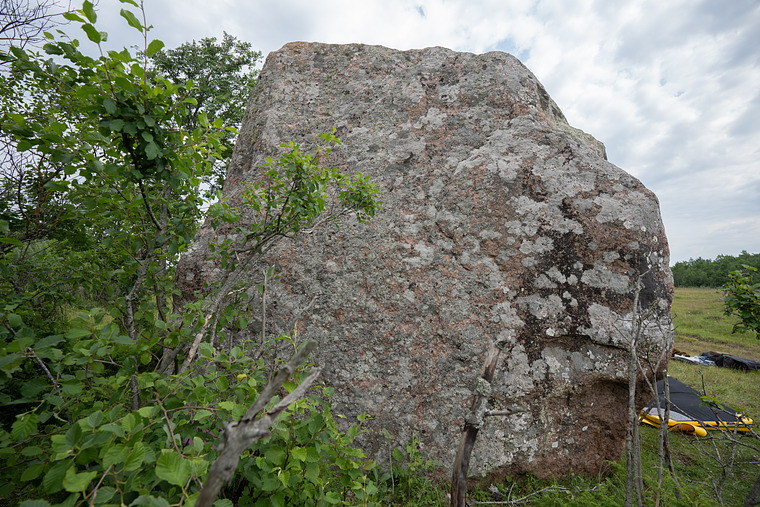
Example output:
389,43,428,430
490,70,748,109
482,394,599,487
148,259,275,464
178,42,674,479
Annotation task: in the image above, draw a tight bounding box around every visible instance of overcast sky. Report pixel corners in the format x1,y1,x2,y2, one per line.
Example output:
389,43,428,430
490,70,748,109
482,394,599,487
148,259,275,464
85,0,760,264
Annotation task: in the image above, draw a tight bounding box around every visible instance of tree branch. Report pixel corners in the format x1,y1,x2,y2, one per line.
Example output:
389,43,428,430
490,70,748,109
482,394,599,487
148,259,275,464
25,346,57,389
195,341,320,507
451,343,503,507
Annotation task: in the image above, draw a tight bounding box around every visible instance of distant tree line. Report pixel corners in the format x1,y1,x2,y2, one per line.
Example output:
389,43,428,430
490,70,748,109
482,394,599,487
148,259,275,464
671,251,760,287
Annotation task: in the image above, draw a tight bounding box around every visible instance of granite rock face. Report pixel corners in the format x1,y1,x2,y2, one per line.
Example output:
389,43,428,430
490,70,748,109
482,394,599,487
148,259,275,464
178,42,674,479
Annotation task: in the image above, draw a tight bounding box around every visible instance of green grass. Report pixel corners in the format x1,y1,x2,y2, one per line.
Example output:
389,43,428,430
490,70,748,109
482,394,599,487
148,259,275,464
670,287,760,417
390,287,760,506
672,288,760,360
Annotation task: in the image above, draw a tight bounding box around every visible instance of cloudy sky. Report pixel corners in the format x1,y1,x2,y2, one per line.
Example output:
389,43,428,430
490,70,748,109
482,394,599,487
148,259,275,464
86,0,760,264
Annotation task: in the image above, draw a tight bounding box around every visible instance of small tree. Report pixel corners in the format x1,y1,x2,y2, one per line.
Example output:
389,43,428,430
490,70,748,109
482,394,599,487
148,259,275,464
723,265,760,339
149,33,262,193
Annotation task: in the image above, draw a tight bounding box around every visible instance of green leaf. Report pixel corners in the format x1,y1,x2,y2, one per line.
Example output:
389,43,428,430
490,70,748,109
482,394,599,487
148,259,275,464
119,9,143,32
144,142,160,160
65,423,83,448
44,460,72,493
93,486,116,505
34,334,64,349
122,413,137,432
112,334,133,345
0,237,23,248
193,410,212,422
266,445,286,466
103,97,117,114
304,461,320,483
155,451,192,486
12,413,38,441
323,491,342,504
60,379,82,396
260,474,281,492
81,23,101,43
21,445,43,457
100,423,125,437
19,501,51,507
65,327,91,339
124,441,145,471
62,12,84,22
21,463,45,481
278,469,290,487
21,379,49,398
131,496,170,507
87,411,103,428
16,139,33,152
7,313,23,327
63,466,97,492
109,119,125,132
82,0,97,22
103,444,129,468
290,446,307,462
146,39,164,58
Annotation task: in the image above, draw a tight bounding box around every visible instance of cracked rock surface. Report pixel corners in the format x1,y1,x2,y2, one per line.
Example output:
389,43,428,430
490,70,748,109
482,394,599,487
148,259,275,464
177,42,674,479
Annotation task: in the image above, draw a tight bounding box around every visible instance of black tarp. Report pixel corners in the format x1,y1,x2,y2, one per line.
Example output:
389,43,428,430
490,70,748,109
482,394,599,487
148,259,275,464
700,352,760,371
641,377,753,434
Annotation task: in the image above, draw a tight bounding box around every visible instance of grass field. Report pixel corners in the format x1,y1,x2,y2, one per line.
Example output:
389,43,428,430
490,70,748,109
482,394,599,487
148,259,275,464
663,288,760,505
393,288,760,506
670,288,760,417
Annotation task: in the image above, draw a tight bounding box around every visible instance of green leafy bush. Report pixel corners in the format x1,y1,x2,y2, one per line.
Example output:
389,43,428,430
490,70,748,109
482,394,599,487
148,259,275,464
0,1,384,504
0,311,386,505
724,265,760,339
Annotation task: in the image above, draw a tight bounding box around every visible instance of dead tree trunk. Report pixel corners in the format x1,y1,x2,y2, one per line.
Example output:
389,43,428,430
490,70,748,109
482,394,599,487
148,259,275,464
451,344,502,507
195,341,321,507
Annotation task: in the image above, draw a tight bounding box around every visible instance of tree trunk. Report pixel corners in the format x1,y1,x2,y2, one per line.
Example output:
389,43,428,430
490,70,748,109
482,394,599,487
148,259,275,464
451,344,502,507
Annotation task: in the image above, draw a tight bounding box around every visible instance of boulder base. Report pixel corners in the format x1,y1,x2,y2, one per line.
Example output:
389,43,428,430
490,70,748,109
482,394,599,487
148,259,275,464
178,42,674,479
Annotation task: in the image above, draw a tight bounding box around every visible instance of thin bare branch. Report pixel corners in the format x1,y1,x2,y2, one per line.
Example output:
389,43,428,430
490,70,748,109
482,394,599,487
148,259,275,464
25,346,58,389
195,341,320,507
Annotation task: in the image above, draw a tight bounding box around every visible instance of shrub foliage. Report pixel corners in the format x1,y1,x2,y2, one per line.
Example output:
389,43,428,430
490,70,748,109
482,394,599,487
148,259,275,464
0,1,383,504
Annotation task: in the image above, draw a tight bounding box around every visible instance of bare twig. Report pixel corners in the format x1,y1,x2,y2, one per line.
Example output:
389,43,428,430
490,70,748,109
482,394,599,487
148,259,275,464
87,464,113,507
25,346,58,389
177,314,212,375
472,485,571,505
261,266,269,344
485,408,528,417
195,341,321,507
157,391,185,457
661,375,682,500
